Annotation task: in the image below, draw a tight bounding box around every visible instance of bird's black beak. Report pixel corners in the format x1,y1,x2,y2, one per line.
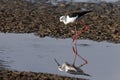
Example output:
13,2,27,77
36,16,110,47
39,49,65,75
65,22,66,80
54,58,60,66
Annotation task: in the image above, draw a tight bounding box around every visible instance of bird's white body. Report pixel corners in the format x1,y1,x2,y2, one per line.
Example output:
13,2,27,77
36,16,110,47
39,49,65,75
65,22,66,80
60,15,78,25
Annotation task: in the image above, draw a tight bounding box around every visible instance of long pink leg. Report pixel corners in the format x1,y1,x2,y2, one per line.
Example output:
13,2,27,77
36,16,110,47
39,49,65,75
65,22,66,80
72,20,89,42
72,20,90,67
72,47,77,66
72,41,77,66
79,20,89,33
72,43,88,67
72,29,84,66
72,26,78,66
77,20,90,67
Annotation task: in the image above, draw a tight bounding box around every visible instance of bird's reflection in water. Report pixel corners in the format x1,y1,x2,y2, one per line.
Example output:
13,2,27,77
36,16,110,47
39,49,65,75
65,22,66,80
54,58,90,76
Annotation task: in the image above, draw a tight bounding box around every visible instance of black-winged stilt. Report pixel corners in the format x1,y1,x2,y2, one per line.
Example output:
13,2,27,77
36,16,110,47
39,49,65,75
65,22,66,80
60,10,92,67
60,10,92,25
59,10,92,43
54,58,90,76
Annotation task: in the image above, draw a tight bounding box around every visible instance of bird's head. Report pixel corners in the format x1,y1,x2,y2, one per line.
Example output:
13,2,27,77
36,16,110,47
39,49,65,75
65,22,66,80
60,16,65,22
60,16,69,25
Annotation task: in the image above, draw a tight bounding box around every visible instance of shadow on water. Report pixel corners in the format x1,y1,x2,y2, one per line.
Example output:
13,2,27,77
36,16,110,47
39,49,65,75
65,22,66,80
77,43,91,47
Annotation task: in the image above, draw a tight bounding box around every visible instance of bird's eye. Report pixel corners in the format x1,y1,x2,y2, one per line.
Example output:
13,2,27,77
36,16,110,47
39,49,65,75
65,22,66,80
61,17,63,20
60,16,65,21
59,66,62,68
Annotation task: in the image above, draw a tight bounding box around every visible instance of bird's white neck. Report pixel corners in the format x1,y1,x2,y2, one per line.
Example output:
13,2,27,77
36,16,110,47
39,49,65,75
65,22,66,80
62,16,70,25
63,15,77,25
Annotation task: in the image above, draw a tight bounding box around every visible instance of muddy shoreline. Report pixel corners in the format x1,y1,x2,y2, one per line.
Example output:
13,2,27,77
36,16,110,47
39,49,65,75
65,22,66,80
0,70,87,80
0,0,120,80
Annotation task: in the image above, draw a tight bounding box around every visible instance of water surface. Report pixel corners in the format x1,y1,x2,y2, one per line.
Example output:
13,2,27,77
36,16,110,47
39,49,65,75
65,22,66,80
0,33,120,80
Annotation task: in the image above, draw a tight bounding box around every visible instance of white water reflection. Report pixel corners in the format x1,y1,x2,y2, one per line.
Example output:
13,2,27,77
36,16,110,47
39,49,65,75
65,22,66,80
0,33,120,80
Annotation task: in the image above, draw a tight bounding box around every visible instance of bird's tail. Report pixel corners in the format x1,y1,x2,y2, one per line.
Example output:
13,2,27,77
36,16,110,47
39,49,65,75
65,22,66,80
54,58,60,66
82,10,92,14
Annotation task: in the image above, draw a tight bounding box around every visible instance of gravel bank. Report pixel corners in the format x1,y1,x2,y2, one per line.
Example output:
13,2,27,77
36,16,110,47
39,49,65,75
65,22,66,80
0,70,86,80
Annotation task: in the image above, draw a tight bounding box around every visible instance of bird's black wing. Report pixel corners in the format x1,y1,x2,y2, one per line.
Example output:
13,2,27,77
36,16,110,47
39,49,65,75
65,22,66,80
77,10,92,17
69,10,92,18
69,12,79,17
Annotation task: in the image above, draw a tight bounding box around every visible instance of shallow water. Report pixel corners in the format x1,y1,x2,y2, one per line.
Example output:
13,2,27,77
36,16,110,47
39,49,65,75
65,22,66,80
0,33,120,80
